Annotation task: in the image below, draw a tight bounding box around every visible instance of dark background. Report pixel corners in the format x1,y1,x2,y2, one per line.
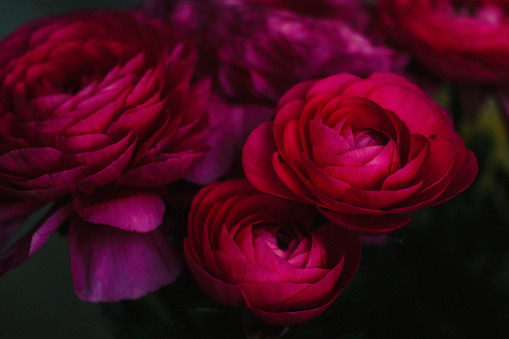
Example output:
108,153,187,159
0,1,508,338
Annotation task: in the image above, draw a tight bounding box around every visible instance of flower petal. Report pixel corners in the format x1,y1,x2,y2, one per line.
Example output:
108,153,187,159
243,121,311,203
69,217,182,302
184,238,245,308
74,188,165,232
319,208,412,235
0,202,73,276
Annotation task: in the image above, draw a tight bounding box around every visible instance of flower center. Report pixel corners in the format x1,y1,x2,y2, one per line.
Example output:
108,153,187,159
253,224,299,260
354,130,388,148
275,229,292,250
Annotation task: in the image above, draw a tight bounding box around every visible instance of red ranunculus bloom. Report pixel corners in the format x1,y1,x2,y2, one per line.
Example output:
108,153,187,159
157,0,407,104
184,179,361,326
243,73,478,234
0,10,210,301
379,0,509,83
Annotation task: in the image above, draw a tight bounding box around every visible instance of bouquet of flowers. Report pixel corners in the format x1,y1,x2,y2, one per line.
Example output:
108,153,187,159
1,0,507,338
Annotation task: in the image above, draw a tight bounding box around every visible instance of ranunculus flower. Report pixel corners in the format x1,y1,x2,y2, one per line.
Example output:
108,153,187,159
184,179,361,326
147,0,407,104
378,0,509,83
0,10,210,301
243,73,478,234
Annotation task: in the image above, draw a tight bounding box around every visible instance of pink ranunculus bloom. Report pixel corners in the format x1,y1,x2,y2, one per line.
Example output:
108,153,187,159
243,73,478,234
0,10,211,301
184,179,361,326
378,0,509,83
150,0,407,104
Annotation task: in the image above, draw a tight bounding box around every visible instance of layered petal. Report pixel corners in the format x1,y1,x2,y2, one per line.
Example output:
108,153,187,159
0,10,211,198
243,73,478,234
185,179,361,325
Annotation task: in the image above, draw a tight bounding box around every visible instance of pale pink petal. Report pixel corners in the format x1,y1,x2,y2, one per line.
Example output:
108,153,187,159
74,189,165,232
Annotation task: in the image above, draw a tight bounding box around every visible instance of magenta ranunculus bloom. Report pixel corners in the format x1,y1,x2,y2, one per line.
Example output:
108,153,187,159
145,0,407,104
243,73,478,234
0,10,212,301
184,179,361,326
379,0,509,83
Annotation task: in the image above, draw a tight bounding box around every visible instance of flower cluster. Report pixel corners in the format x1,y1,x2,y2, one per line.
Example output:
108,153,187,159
0,0,483,329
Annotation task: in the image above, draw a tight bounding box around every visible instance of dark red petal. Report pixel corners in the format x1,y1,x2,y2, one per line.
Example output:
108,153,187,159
431,149,478,206
282,120,307,174
382,135,429,190
345,181,422,210
239,281,310,313
319,208,412,235
0,147,76,176
214,250,283,284
243,121,312,203
184,239,245,308
75,137,136,191
107,101,165,141
306,73,361,98
309,120,350,154
313,146,363,168
64,90,129,135
303,155,350,200
336,145,385,165
273,99,305,153
275,80,316,110
246,300,336,326
273,153,320,204
284,258,343,311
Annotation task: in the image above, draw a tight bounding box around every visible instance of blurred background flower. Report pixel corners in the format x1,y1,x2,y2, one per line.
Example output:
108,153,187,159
143,0,407,105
